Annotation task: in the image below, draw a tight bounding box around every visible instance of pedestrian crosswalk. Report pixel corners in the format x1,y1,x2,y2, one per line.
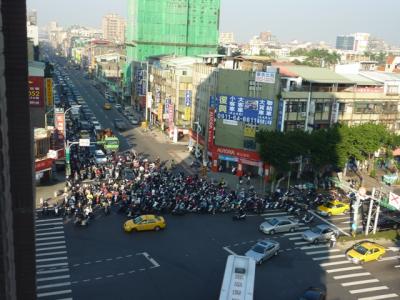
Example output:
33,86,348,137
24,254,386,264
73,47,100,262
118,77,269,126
302,246,399,300
268,209,400,300
35,217,73,300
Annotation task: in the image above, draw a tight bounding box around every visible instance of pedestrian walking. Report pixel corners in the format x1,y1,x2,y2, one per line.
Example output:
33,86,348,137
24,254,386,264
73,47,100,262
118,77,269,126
329,234,336,248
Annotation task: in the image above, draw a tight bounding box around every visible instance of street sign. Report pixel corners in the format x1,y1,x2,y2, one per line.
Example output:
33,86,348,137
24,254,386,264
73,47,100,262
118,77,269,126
79,139,90,147
66,148,70,163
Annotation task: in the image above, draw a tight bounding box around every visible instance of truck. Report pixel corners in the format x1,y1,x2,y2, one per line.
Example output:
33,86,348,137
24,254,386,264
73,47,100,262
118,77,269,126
96,128,119,153
219,255,255,300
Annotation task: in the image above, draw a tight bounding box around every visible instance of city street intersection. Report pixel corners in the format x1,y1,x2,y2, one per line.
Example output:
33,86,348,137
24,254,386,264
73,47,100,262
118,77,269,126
35,207,400,300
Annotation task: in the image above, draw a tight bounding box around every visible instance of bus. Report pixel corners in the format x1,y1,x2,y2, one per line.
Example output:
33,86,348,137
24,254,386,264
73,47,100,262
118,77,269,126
219,255,256,300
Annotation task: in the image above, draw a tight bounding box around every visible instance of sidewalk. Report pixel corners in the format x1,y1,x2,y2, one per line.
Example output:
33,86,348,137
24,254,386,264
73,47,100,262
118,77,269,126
35,172,66,208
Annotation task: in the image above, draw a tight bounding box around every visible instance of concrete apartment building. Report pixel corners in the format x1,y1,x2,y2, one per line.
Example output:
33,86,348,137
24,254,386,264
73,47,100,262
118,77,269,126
279,65,400,133
102,13,126,44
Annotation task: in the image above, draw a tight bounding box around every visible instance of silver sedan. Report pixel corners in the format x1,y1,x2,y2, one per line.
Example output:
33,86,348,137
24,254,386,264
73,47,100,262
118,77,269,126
245,239,280,265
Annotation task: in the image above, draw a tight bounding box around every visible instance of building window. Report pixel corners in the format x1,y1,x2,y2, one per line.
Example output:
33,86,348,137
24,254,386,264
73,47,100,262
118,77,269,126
248,80,262,91
338,103,346,112
386,85,399,96
286,101,306,113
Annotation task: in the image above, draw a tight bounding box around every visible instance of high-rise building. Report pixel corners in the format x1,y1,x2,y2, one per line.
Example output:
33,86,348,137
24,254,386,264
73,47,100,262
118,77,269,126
27,9,37,25
126,0,220,62
102,13,126,44
336,35,355,51
219,32,235,45
259,31,273,42
336,33,370,53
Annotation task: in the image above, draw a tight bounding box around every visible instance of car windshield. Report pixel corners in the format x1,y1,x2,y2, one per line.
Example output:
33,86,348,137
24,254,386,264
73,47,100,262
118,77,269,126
354,245,368,255
252,245,266,254
133,216,142,224
267,218,279,226
96,154,105,159
310,227,322,234
325,202,334,208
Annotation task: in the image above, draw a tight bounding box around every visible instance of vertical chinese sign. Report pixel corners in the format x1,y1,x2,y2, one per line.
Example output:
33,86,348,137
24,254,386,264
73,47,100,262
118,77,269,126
28,76,44,107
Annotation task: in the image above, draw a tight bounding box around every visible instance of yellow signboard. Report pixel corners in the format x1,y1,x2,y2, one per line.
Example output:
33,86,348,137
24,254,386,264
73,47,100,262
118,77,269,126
45,78,53,107
158,104,163,120
184,107,191,121
244,125,256,138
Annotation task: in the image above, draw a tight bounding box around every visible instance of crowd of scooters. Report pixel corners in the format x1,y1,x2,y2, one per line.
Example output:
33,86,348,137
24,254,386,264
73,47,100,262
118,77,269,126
39,144,341,227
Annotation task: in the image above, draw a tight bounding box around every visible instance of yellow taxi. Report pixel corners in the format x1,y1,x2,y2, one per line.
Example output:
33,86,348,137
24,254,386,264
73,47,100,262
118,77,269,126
103,103,112,110
123,215,166,233
346,241,386,264
317,200,350,217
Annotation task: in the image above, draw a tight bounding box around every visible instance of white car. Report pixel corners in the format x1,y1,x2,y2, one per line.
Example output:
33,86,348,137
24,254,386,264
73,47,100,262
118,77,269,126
92,121,102,131
94,150,107,164
127,116,139,125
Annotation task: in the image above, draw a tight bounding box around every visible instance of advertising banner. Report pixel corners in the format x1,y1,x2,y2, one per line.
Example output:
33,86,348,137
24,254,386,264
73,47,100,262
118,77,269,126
45,78,53,107
208,108,215,149
243,125,256,137
255,71,276,84
215,95,274,125
54,109,65,137
184,107,191,121
28,76,44,107
389,192,400,211
185,90,192,107
168,103,174,130
158,103,164,120
276,99,286,132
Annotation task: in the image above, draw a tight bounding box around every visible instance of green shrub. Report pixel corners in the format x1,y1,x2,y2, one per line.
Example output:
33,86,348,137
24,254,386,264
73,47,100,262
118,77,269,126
369,169,377,178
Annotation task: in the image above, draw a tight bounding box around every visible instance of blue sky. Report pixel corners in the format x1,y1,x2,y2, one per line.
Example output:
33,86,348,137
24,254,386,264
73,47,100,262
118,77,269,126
27,0,400,45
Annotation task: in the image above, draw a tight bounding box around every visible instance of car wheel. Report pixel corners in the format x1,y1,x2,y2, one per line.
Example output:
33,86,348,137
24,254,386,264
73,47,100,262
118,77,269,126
377,255,383,261
269,230,275,235
289,227,295,233
154,226,160,231
327,212,332,217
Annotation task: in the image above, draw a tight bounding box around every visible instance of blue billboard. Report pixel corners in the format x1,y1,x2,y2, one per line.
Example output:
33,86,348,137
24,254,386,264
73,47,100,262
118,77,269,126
215,95,274,125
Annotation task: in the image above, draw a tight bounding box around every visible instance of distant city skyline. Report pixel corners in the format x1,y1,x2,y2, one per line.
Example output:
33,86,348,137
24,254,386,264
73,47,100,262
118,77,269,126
27,0,400,46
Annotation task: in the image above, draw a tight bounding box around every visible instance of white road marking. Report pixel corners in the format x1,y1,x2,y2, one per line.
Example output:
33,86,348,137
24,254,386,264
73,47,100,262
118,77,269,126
357,294,399,300
326,266,363,273
36,226,63,232
288,237,302,240
36,222,63,227
300,245,329,250
341,220,352,224
36,251,67,257
312,254,346,261
37,289,72,298
36,240,65,247
223,246,237,255
36,275,70,282
262,212,288,217
308,210,351,236
36,236,65,241
306,249,340,255
37,268,70,275
294,242,309,245
333,272,371,280
349,286,389,294
36,218,63,223
283,232,304,236
342,279,380,286
36,245,66,251
320,260,351,267
37,281,71,289
36,231,64,236
379,255,400,262
37,262,68,268
395,265,400,268
141,252,161,267
36,256,67,263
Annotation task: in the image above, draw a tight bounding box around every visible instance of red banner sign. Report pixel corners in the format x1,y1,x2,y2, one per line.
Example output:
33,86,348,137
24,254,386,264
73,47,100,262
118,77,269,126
208,108,215,149
215,146,260,161
28,76,44,107
35,158,53,172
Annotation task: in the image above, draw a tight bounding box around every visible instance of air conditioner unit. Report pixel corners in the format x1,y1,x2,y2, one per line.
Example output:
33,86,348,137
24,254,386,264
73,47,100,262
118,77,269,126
300,112,307,117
